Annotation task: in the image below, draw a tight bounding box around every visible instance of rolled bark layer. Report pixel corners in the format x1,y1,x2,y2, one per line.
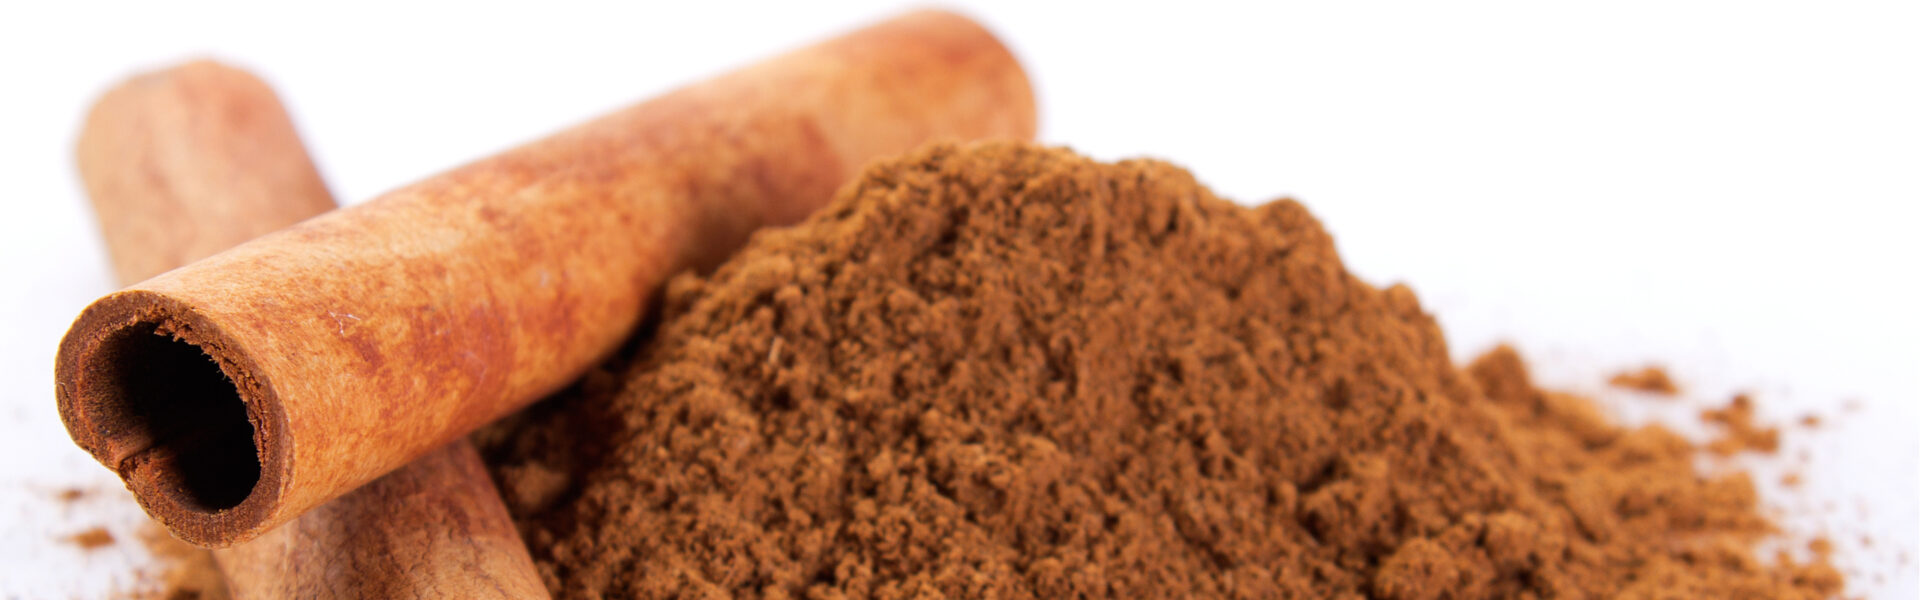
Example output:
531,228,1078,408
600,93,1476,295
75,60,547,597
57,9,1037,547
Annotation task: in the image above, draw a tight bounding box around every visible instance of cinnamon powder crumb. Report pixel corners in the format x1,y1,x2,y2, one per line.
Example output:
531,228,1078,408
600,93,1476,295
57,487,88,503
1703,394,1783,456
118,521,229,600
1810,537,1835,559
68,526,115,550
1609,365,1680,396
484,143,1841,598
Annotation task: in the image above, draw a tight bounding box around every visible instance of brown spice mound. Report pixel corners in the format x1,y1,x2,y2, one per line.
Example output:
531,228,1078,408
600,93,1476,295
1609,365,1680,396
485,143,1839,598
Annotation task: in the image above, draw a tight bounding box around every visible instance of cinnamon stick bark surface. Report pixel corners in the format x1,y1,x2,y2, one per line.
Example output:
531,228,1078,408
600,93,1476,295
76,60,546,598
58,9,1037,547
216,443,546,598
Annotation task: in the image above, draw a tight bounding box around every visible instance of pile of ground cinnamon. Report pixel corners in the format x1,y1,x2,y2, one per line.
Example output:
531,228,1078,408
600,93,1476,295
480,143,1840,598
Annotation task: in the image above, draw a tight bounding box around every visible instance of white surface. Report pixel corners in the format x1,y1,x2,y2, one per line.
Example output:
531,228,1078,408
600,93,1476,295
2,1,1915,597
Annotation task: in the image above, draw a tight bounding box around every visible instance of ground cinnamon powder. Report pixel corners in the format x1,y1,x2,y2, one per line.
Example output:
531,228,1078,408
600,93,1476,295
1702,394,1783,457
1608,366,1680,396
481,143,1840,598
67,526,115,551
131,522,230,600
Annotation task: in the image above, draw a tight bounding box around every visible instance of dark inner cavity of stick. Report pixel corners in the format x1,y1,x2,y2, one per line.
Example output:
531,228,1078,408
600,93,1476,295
93,322,259,511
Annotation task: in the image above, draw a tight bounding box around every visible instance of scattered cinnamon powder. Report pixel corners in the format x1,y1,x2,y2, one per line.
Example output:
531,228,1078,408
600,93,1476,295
1703,394,1783,456
68,526,115,550
121,522,230,600
1810,538,1835,560
57,487,88,503
483,143,1841,598
1609,365,1680,396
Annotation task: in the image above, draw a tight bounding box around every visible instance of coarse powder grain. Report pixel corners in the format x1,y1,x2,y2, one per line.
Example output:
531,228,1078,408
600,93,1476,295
67,527,114,551
1608,366,1680,396
480,142,1840,598
1702,394,1783,457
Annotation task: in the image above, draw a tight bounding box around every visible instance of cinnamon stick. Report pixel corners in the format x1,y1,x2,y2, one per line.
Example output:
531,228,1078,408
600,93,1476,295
76,60,546,597
215,442,546,598
57,9,1037,547
77,61,335,285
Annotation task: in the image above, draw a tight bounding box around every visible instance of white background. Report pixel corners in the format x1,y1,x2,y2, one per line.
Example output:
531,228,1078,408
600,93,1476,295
2,1,1914,597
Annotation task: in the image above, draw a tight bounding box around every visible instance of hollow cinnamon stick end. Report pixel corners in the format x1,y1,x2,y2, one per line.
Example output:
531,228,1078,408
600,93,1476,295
56,288,288,547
